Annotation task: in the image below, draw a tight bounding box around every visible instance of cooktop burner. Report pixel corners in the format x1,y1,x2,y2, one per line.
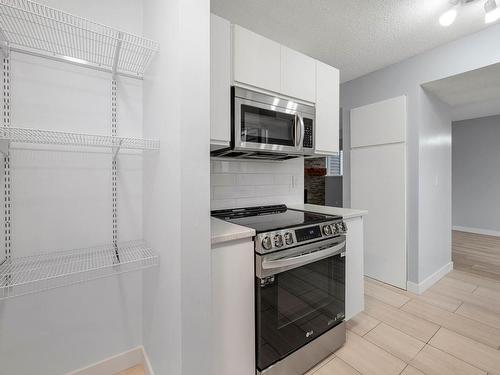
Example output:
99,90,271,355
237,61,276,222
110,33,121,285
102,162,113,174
211,204,341,233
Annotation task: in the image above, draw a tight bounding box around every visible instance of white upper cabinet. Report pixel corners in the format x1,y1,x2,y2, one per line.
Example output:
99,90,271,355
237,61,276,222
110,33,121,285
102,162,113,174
232,25,281,94
210,14,231,150
350,96,406,148
217,18,340,156
315,61,340,155
280,46,316,103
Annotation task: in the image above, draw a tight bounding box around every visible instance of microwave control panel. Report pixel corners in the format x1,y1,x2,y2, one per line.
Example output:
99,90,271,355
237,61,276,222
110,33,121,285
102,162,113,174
303,119,313,149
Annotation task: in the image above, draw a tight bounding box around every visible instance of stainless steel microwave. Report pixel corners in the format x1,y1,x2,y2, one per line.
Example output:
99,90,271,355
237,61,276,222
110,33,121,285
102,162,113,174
211,87,315,160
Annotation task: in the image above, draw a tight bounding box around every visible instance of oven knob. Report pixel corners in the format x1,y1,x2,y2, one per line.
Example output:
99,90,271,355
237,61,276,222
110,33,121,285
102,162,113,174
335,223,342,233
341,222,348,232
284,232,294,245
274,234,284,248
262,236,273,250
322,225,332,236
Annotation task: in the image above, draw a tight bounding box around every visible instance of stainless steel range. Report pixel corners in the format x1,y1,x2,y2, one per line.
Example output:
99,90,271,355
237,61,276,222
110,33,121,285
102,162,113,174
211,205,347,375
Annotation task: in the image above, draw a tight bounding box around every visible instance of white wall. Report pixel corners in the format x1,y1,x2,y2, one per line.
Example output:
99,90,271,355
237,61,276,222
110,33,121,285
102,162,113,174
341,23,500,285
418,90,452,282
452,115,500,234
210,158,304,209
0,1,145,374
142,1,212,375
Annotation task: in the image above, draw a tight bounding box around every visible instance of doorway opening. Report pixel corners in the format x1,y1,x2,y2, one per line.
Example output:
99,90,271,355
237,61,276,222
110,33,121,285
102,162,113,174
423,62,500,281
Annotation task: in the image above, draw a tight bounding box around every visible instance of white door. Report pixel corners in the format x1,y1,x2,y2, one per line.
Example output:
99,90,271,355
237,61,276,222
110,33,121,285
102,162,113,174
350,96,407,289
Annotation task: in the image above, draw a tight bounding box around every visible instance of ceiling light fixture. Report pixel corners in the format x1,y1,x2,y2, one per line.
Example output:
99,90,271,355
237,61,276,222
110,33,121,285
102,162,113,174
438,0,500,27
485,0,500,23
439,0,460,26
439,7,458,26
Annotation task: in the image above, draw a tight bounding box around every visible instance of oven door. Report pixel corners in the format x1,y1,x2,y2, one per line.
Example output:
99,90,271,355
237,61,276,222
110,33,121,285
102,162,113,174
255,236,346,372
234,96,304,155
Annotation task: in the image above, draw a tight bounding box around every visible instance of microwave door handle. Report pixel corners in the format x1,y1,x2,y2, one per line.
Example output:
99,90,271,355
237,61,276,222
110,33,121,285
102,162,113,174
297,114,305,148
294,113,300,147
261,241,346,271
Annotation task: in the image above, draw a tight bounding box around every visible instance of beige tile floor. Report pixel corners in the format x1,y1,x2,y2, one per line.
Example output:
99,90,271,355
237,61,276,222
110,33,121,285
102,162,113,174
121,231,500,375
453,230,500,281
306,231,500,375
306,270,500,375
114,364,145,375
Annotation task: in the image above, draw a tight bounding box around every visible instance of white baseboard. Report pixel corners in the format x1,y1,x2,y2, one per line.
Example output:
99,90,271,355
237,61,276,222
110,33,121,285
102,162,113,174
453,225,500,237
67,346,154,375
142,348,155,375
407,261,453,295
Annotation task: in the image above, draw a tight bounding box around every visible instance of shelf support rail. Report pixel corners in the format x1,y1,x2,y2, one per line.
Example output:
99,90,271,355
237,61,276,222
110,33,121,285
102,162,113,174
2,54,12,271
111,79,120,264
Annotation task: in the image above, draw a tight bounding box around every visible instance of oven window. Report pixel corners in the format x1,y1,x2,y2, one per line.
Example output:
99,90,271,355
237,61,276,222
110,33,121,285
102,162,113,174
241,105,295,146
256,254,345,371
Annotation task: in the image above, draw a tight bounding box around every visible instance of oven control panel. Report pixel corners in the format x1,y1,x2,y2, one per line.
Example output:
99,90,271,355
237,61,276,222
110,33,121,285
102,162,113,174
255,220,347,254
295,225,321,242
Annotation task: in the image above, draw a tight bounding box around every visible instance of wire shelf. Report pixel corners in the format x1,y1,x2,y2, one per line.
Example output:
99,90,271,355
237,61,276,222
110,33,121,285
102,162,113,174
0,0,159,78
0,240,158,299
0,127,160,152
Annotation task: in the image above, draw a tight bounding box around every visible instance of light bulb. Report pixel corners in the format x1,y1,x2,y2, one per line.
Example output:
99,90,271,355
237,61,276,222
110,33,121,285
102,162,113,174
485,0,500,23
439,8,457,26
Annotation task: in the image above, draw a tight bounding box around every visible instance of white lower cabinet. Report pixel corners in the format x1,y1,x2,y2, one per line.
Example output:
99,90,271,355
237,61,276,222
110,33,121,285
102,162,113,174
315,61,340,156
212,238,255,375
345,216,365,320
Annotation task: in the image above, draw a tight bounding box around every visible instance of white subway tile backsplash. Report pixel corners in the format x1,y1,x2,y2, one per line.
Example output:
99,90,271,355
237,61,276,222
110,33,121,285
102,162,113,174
210,158,304,209
253,184,290,197
211,174,237,186
212,185,255,199
234,196,283,207
236,174,274,186
211,199,237,210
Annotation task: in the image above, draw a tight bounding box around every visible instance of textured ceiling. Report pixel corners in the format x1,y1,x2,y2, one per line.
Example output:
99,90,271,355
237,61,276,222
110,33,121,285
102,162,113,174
423,63,500,106
423,62,500,120
211,0,498,83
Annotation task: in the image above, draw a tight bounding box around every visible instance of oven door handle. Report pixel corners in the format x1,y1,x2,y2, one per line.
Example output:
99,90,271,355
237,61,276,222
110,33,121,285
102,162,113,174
261,241,346,271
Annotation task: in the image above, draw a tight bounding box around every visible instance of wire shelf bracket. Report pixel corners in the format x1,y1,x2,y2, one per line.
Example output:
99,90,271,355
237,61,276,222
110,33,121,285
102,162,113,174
0,43,8,60
0,0,159,79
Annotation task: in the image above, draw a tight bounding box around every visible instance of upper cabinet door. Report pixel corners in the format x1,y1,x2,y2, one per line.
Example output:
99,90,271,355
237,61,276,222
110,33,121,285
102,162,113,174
232,25,281,93
315,61,340,155
280,46,316,103
350,96,406,148
211,14,231,150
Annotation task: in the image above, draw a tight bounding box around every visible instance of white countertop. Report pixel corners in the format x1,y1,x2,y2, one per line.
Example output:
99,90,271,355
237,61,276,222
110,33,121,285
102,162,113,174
211,204,366,245
288,204,368,220
211,217,256,246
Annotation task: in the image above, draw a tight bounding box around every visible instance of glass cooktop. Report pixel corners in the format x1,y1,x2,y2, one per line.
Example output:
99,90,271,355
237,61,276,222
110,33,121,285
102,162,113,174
211,205,341,233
